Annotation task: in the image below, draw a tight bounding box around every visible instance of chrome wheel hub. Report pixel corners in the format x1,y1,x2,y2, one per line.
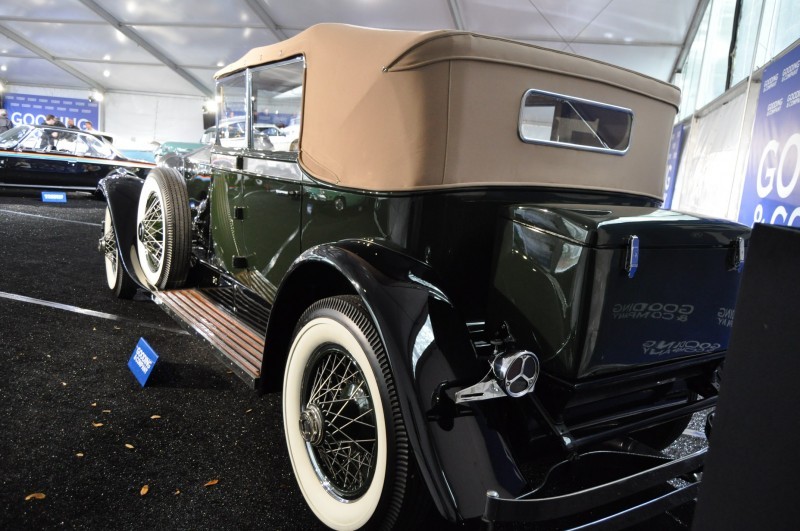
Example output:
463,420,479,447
299,404,324,446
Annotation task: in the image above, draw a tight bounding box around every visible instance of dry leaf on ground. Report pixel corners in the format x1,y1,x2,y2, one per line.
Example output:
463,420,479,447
150,415,161,419
140,485,149,496
91,422,104,428
25,493,46,501
76,453,84,458
125,444,134,449
204,479,219,487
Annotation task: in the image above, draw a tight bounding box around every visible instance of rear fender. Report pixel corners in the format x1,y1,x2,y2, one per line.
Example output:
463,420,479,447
99,172,149,290
266,240,527,522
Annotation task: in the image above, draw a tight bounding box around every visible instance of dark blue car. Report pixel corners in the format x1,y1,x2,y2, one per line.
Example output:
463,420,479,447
0,124,154,192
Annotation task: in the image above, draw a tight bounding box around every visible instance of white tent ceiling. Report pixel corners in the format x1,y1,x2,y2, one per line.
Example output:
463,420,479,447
0,0,707,98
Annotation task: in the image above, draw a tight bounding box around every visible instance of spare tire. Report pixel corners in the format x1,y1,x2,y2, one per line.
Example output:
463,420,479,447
135,167,191,290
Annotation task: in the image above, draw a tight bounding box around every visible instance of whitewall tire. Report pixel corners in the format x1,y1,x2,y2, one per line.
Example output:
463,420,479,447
283,296,428,530
102,207,136,299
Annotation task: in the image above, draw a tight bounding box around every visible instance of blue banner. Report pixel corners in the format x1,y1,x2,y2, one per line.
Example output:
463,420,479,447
738,44,800,227
3,92,99,131
663,123,685,210
128,338,159,387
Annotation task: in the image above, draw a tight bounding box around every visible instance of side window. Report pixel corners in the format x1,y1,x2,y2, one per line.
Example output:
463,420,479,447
217,73,248,149
19,129,45,151
250,58,304,154
84,134,113,158
519,89,633,154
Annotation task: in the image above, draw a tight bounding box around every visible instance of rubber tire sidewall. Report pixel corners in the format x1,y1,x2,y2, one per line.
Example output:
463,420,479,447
103,207,118,289
283,310,389,530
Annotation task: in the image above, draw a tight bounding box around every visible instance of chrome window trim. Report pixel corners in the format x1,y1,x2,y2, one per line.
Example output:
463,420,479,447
518,88,633,156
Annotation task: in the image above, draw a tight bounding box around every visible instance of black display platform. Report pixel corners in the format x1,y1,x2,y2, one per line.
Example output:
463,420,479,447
693,223,800,530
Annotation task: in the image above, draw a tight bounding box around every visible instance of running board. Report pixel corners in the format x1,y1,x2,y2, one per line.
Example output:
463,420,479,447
153,289,264,388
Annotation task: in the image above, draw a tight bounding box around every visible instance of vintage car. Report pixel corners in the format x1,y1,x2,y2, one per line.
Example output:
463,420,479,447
99,24,749,529
0,124,154,192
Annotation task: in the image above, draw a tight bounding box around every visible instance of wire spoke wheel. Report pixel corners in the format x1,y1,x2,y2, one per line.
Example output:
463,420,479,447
102,206,136,299
102,211,118,274
283,296,430,530
135,168,191,290
302,346,377,499
140,190,165,273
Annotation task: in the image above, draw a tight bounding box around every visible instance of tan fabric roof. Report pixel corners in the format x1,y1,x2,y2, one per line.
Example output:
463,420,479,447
216,24,681,200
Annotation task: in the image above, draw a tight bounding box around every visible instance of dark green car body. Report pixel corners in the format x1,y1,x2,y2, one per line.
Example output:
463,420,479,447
100,24,751,528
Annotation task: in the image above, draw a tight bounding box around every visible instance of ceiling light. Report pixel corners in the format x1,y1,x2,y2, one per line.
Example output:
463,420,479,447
0,65,6,72
604,32,614,39
203,98,218,114
0,81,5,92
216,61,224,67
103,54,111,61
624,37,634,43
89,90,104,103
103,69,111,77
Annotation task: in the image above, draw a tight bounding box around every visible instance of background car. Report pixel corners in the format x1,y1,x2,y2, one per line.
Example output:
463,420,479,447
0,124,154,192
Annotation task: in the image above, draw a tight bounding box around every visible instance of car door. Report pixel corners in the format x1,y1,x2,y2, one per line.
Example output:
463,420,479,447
70,133,118,188
2,127,63,187
209,58,304,305
238,157,303,303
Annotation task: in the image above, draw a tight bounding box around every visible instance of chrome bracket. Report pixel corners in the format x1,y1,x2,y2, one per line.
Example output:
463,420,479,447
455,372,507,404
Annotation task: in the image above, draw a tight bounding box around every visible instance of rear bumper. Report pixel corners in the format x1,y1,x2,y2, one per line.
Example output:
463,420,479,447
483,448,705,529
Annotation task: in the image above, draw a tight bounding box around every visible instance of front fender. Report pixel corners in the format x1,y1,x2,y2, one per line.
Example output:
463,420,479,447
267,240,527,522
99,172,149,290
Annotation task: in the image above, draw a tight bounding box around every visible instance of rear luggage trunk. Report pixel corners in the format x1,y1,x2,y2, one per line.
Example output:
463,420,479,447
489,204,749,380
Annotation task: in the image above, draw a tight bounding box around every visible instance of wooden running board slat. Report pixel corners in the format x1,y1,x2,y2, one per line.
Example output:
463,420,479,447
153,289,265,388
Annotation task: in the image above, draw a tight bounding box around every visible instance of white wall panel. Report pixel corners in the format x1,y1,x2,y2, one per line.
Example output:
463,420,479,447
103,92,204,149
672,87,748,220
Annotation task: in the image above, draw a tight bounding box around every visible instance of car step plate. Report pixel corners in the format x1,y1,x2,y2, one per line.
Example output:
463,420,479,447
153,289,264,388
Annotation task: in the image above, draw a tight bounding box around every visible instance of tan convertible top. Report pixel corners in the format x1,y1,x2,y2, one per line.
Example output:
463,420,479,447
217,24,681,200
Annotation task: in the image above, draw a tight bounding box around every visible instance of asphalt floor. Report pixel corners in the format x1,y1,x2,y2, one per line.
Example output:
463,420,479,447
0,190,324,530
0,189,707,530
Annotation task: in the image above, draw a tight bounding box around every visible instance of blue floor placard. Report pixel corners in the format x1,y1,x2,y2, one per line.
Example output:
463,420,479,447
41,191,67,203
128,338,159,387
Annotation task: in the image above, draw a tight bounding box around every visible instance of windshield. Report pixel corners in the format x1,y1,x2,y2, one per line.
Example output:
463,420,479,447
0,125,33,148
0,124,124,159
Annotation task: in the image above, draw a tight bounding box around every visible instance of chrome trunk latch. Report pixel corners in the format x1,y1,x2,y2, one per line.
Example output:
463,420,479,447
624,235,639,278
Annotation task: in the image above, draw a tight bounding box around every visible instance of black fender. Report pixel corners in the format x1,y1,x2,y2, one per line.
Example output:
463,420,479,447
265,240,528,522
98,171,150,290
